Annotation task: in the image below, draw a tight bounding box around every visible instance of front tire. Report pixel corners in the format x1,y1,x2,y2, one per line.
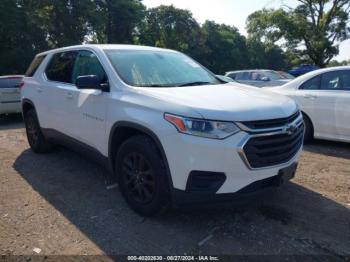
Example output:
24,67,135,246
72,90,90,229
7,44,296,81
24,109,53,153
115,135,170,216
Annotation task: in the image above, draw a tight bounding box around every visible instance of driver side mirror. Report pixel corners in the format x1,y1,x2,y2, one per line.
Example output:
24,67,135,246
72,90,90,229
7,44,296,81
76,75,109,92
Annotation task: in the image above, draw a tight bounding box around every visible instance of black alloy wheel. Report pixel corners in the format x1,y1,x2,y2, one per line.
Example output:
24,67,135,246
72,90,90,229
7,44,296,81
122,152,156,204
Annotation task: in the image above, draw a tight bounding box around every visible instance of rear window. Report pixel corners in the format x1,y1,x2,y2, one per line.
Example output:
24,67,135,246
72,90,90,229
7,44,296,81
0,79,8,88
45,51,78,84
25,55,46,77
0,77,23,88
7,77,23,88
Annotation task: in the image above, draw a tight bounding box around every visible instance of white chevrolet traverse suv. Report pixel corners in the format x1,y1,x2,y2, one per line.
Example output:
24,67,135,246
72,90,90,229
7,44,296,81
21,45,303,216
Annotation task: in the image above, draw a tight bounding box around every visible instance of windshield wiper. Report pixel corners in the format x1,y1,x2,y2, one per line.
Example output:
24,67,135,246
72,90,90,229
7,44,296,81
178,81,213,87
137,82,214,87
140,84,173,87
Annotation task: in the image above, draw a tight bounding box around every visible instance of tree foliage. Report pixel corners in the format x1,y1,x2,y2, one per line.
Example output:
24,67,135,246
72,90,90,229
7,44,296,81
0,0,49,74
246,39,290,70
137,6,286,74
328,59,350,66
93,0,145,43
198,21,249,74
138,5,201,53
1,1,347,75
247,0,350,67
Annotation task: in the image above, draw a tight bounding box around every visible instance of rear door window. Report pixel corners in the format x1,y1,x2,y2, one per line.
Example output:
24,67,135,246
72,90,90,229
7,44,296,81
321,71,342,90
25,55,46,77
321,70,350,90
45,51,78,84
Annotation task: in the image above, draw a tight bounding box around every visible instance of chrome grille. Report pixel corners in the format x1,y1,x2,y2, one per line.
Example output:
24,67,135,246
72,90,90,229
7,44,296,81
238,111,304,169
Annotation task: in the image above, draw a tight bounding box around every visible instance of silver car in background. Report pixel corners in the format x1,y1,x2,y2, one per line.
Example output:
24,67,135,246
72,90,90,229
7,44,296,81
225,70,294,88
0,75,23,115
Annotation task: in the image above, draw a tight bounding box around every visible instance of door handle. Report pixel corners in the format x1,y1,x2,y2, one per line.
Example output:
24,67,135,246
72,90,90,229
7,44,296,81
65,92,73,99
36,87,43,93
303,94,317,99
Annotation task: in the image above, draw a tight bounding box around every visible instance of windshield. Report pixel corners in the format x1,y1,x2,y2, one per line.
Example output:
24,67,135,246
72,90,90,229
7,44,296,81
104,49,221,87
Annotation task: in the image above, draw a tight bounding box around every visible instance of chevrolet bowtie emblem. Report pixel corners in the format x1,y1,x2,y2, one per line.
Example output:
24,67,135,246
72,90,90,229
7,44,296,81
284,123,297,135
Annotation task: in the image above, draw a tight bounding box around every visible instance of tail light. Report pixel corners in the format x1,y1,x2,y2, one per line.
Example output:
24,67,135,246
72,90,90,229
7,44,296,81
18,79,25,88
6,76,24,88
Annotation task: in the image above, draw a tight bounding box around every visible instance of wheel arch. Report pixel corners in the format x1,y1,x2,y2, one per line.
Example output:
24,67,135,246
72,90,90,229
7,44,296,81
301,110,314,136
22,99,36,116
108,121,174,189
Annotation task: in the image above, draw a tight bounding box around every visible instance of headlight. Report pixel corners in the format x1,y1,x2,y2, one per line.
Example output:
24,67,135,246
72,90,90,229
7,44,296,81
164,113,240,139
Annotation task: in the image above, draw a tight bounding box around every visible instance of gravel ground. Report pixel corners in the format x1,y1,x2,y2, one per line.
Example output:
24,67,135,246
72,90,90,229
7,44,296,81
0,115,349,259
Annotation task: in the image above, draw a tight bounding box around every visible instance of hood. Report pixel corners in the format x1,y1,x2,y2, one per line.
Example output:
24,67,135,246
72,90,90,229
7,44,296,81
140,83,297,122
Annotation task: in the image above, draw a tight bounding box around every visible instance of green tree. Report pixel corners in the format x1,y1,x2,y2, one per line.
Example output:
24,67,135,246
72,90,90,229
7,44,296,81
246,39,289,70
41,0,96,47
0,0,49,74
93,0,146,44
0,0,145,74
247,0,350,67
138,5,201,52
328,59,350,66
199,21,249,74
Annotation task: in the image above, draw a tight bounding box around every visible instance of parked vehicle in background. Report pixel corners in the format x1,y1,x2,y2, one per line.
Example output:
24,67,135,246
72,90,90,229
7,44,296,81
269,66,350,143
216,75,235,82
288,64,319,77
225,70,292,88
22,44,303,216
0,75,23,115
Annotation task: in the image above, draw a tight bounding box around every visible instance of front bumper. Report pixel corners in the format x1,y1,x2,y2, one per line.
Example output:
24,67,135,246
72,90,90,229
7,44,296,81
171,162,298,205
161,130,302,194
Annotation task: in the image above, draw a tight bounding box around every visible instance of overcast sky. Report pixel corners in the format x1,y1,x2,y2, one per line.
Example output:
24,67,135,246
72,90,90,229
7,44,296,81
143,0,350,61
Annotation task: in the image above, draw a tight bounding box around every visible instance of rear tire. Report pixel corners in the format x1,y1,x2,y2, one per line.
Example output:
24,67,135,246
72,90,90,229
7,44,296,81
302,114,313,144
115,135,171,216
24,109,53,153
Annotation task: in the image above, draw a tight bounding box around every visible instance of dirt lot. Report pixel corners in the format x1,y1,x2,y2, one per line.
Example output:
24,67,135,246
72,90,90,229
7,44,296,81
0,115,349,259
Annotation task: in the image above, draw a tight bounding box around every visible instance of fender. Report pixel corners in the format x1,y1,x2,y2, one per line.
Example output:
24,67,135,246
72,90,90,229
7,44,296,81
108,121,174,190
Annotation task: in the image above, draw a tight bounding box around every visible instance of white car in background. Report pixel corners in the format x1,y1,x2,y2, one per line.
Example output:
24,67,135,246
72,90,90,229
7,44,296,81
0,75,23,115
269,66,350,143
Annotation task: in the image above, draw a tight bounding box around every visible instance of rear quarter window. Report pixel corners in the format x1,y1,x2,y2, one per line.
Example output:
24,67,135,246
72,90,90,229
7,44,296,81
25,55,46,77
299,76,321,90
